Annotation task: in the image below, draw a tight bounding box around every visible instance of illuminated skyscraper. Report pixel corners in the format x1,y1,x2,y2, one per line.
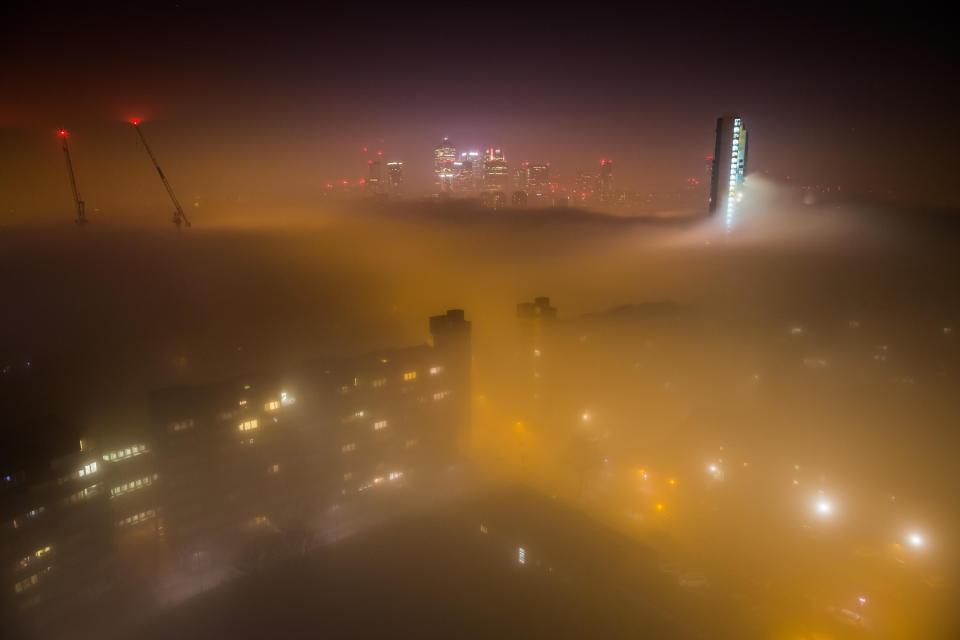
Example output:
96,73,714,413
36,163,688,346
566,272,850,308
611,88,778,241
366,159,382,195
574,171,597,202
483,147,509,192
708,114,748,218
599,159,614,203
456,151,482,193
526,163,550,196
434,137,457,194
386,161,403,196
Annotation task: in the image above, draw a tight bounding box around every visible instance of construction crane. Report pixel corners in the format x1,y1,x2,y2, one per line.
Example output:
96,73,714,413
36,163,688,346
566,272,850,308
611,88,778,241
130,119,191,228
57,128,87,225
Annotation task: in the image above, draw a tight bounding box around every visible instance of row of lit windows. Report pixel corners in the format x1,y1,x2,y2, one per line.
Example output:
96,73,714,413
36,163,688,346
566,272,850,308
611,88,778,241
117,508,157,528
433,390,451,401
15,545,52,571
77,461,98,478
169,418,194,433
102,444,147,463
403,371,417,381
238,419,259,432
357,470,404,492
13,565,52,594
341,443,357,453
373,420,388,431
110,473,159,498
64,483,101,505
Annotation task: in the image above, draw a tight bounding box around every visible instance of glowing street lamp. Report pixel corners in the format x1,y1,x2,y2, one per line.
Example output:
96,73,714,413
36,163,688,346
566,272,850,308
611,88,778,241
813,494,834,518
905,531,926,549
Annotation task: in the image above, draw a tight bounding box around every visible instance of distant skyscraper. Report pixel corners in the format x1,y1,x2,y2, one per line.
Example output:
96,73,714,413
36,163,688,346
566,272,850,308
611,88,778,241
526,163,549,195
599,159,614,203
386,161,403,196
455,150,482,194
483,147,509,192
434,137,457,194
366,159,381,195
708,114,748,219
574,171,597,202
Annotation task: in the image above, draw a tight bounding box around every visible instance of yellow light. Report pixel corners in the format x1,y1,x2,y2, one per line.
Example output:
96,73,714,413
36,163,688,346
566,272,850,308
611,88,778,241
666,477,677,487
655,502,665,512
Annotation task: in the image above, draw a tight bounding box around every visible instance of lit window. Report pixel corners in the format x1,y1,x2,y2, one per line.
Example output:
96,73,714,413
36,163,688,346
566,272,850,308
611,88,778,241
65,484,100,504
403,371,417,381
117,508,157,527
433,390,451,401
238,419,259,432
373,420,388,431
341,443,357,453
405,439,418,449
343,472,353,481
372,377,387,388
78,461,98,477
429,366,443,376
518,547,526,565
110,474,158,498
102,444,148,462
389,471,403,481
269,464,280,474
280,391,295,406
168,419,194,433
264,400,280,412
238,399,248,407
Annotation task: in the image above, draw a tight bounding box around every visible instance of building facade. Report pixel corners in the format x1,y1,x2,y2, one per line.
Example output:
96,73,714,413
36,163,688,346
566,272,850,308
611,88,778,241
2,310,472,638
708,114,748,219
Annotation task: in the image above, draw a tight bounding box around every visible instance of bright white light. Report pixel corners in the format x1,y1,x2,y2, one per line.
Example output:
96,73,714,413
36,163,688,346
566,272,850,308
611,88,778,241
581,412,591,422
906,531,925,549
518,547,526,565
815,497,833,517
706,463,724,481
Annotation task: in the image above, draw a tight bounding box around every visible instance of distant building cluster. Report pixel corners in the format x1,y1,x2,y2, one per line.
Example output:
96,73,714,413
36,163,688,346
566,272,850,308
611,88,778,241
336,114,749,215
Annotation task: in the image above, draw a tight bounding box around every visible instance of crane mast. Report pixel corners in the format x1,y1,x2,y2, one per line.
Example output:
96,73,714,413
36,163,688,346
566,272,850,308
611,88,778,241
58,129,87,225
131,120,191,228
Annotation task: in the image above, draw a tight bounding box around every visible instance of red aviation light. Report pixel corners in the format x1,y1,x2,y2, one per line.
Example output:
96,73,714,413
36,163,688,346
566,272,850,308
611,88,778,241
129,118,142,126
57,128,68,138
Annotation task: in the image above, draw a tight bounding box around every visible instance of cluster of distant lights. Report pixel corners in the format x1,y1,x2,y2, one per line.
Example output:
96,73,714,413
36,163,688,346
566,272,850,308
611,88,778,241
582,412,934,556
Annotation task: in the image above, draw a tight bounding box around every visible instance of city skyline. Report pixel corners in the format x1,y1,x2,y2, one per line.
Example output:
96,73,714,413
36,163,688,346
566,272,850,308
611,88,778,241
2,6,957,223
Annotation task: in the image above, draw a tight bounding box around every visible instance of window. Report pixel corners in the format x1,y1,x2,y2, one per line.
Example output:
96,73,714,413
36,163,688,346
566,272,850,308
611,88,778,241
238,399,248,407
343,472,353,481
110,474,159,498
389,471,403,481
429,366,443,376
268,464,280,474
102,444,147,462
433,390,451,401
372,377,387,388
373,420,388,431
280,391,295,406
238,419,259,432
264,400,280,412
65,484,100,504
78,461,98,477
168,419,194,433
15,546,53,570
341,443,357,453
117,508,157,527
405,439,418,449
402,371,417,381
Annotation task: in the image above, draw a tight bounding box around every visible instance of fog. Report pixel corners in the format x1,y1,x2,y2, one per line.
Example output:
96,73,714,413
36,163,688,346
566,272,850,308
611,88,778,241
2,182,959,638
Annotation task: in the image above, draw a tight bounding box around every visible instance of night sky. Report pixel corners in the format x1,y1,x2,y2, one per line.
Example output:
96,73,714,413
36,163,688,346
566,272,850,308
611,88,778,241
1,4,957,219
